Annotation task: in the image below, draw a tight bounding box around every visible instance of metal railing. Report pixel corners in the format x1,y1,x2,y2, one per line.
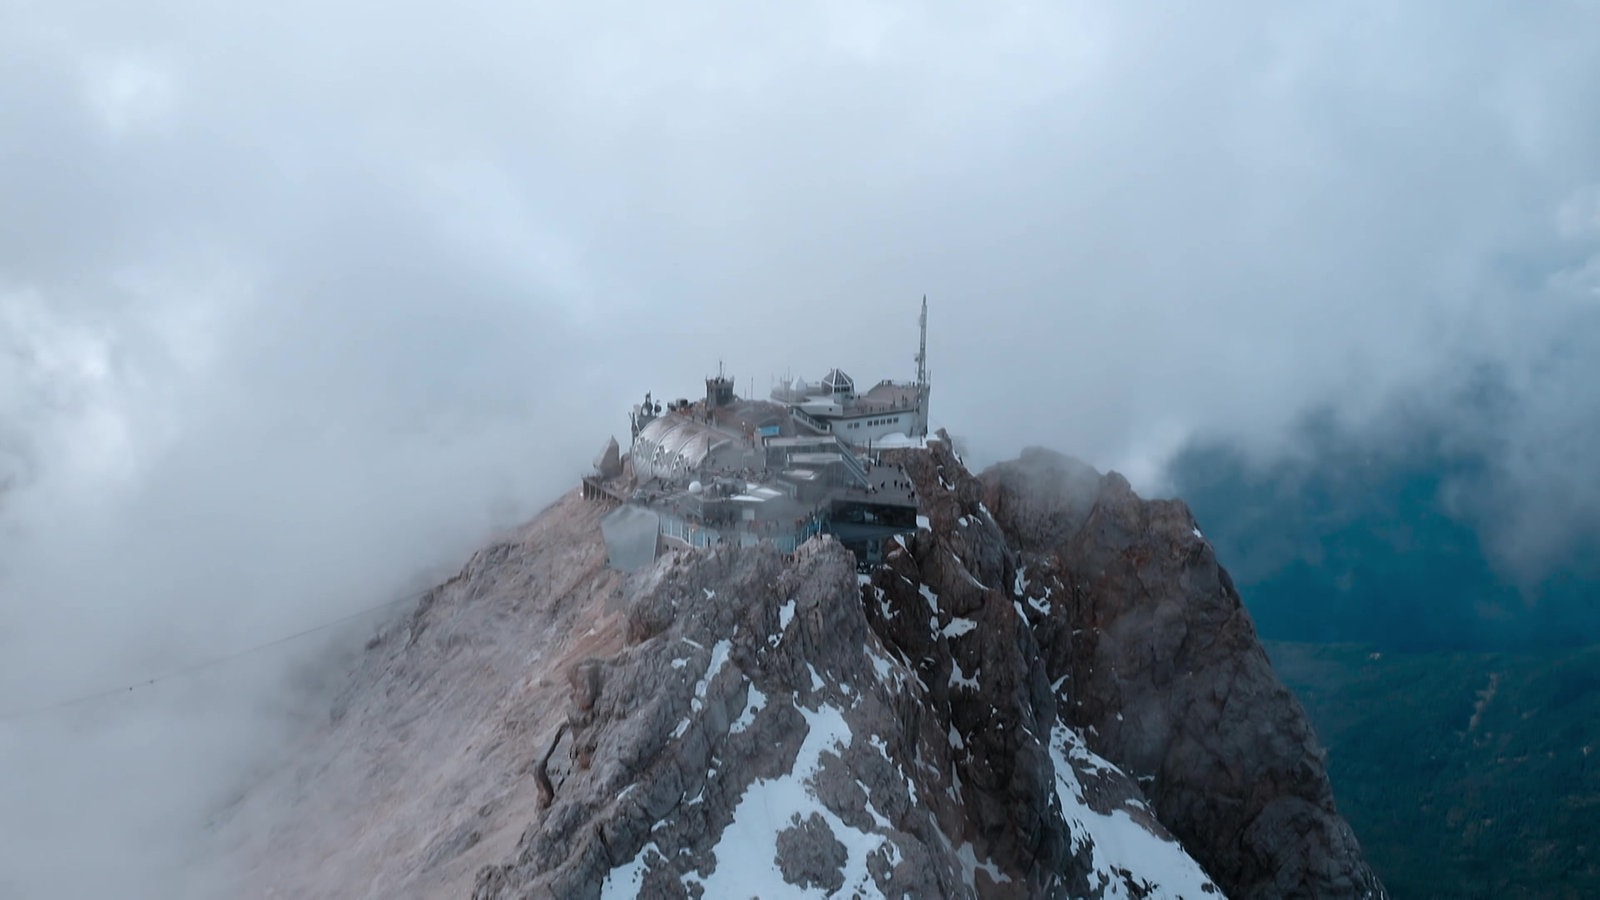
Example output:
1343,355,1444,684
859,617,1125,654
790,408,833,434
657,510,820,553
833,442,871,487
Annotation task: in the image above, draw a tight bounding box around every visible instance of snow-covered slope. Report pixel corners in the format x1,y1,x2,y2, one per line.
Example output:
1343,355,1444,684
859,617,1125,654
1049,725,1218,899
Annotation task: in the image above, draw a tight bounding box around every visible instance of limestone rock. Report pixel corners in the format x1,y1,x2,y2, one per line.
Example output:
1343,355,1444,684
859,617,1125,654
223,436,1384,900
777,813,849,892
981,444,1386,900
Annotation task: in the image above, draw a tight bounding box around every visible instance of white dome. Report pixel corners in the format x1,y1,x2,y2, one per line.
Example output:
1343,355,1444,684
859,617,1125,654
688,480,704,494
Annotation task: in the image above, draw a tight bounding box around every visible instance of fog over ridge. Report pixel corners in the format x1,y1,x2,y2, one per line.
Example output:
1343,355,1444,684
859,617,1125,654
3,1,1600,896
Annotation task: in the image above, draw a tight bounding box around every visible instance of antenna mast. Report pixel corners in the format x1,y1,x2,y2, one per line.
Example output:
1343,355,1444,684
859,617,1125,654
915,295,928,386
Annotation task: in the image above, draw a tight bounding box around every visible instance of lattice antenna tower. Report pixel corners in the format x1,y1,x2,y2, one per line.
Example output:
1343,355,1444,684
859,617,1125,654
915,295,928,386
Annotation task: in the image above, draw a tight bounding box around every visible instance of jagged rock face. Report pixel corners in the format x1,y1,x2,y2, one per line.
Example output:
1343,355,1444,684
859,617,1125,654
226,439,1382,899
471,501,1218,898
981,445,1386,899
476,536,979,899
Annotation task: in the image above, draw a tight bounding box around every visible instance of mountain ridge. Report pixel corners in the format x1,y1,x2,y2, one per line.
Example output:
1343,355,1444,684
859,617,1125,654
222,434,1383,898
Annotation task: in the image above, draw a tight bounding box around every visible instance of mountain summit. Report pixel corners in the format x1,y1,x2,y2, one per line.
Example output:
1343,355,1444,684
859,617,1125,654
228,434,1382,899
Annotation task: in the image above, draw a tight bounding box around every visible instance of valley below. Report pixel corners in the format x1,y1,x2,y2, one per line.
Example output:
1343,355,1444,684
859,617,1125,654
1269,641,1600,899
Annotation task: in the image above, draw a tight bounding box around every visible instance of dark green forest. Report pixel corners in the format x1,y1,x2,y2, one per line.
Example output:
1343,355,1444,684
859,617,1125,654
1270,642,1600,899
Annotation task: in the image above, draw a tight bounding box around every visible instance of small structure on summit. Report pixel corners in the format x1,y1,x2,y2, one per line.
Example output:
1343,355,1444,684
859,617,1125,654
768,298,932,445
583,300,933,572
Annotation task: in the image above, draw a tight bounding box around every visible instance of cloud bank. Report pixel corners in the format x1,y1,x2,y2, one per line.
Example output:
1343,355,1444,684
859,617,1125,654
3,1,1599,895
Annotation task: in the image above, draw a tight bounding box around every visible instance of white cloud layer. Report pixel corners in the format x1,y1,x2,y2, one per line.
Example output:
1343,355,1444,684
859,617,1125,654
3,1,1599,895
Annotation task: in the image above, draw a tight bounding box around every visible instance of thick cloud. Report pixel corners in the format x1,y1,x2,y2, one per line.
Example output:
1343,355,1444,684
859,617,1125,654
2,1,1599,895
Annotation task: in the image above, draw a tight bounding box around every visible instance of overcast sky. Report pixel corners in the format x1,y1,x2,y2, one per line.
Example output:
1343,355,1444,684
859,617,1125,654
4,1,1600,896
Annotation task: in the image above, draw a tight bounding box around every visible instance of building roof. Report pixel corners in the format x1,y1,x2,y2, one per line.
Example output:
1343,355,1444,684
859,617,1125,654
822,369,854,393
860,380,922,407
633,415,734,477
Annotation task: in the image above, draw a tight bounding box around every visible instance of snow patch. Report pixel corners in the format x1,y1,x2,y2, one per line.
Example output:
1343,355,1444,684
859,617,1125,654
778,598,796,631
942,617,978,638
696,702,884,898
950,551,989,590
672,639,732,739
601,841,664,899
1048,724,1219,898
870,585,893,621
868,733,920,806
859,780,894,830
867,647,896,684
956,842,1011,887
946,765,965,803
950,660,980,690
730,684,767,735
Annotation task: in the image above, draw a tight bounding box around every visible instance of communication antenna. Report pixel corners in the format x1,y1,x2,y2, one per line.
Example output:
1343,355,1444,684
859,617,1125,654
915,295,928,386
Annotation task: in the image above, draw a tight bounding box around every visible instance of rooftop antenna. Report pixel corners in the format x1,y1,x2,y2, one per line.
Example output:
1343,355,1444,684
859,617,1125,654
915,295,928,386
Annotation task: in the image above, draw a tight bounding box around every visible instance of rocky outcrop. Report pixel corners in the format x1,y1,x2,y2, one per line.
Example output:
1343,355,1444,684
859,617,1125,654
980,445,1384,899
224,438,1382,899
473,536,973,898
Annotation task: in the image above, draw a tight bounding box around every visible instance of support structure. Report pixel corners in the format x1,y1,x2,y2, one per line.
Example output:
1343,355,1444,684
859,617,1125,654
916,295,928,387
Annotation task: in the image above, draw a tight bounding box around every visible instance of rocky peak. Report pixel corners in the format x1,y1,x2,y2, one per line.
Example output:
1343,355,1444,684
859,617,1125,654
981,443,1384,898
228,435,1383,899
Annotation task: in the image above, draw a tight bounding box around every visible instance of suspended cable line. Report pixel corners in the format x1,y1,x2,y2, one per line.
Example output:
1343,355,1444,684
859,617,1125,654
0,588,424,723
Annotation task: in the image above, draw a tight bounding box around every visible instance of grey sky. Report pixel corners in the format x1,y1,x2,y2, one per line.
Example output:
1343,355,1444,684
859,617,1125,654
3,1,1600,896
